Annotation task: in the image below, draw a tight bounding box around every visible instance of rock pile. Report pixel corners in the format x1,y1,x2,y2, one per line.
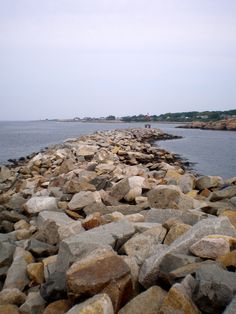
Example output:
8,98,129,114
0,127,236,313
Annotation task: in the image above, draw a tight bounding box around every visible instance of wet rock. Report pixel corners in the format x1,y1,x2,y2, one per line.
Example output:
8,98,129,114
118,285,166,314
147,185,194,210
24,197,58,214
196,175,224,190
66,293,114,314
68,191,101,210
67,249,130,299
193,261,236,313
19,291,46,314
0,288,26,306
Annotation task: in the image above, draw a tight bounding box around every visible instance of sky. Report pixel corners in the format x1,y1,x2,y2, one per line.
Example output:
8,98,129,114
0,0,236,120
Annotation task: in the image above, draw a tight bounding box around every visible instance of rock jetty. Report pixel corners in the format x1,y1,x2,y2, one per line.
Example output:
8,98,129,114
178,118,236,131
0,127,236,314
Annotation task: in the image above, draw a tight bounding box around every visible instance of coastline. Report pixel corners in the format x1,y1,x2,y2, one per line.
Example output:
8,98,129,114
0,127,236,313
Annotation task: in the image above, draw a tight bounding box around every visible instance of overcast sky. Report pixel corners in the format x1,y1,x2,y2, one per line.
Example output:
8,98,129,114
0,0,236,120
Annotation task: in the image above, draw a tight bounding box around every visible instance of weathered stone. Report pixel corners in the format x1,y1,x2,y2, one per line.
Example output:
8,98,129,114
82,212,103,230
0,304,20,314
58,159,76,174
139,216,236,288
190,236,231,259
4,247,33,291
168,262,204,285
220,210,236,228
223,294,236,314
0,288,26,306
0,242,15,268
178,174,196,194
196,175,224,190
5,194,26,210
42,255,57,281
124,213,144,223
193,261,236,313
19,291,46,314
121,256,140,293
122,225,167,265
77,144,99,157
147,185,194,210
27,239,58,257
68,191,101,210
42,299,72,314
27,262,44,284
0,166,11,182
24,196,58,214
118,285,166,314
102,212,125,224
16,229,31,240
132,222,162,233
66,250,130,298
109,178,130,201
66,294,114,314
0,210,27,223
217,250,236,268
159,283,200,314
14,220,30,230
142,208,209,226
210,186,236,201
164,223,191,245
40,271,67,302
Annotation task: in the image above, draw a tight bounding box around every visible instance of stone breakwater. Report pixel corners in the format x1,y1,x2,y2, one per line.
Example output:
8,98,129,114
0,128,236,314
178,118,236,131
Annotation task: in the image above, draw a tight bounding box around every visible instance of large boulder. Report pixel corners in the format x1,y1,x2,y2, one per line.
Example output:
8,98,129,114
196,176,224,190
68,191,101,210
139,216,236,288
66,249,130,299
210,186,236,201
147,185,194,210
24,197,58,214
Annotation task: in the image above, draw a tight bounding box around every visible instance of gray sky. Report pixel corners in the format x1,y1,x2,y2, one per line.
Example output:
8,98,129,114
0,0,236,120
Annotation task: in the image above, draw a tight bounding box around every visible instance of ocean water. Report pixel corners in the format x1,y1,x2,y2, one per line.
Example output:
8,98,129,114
0,121,235,179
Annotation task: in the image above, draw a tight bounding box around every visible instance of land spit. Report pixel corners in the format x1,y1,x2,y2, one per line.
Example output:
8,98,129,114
0,127,236,314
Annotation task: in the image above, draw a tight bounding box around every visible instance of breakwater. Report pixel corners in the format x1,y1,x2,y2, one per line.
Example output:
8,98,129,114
0,128,236,313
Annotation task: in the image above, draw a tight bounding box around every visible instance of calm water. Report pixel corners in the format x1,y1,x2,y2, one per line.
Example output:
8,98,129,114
0,121,235,179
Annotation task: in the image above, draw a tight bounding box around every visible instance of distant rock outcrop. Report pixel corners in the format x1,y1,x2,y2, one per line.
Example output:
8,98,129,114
178,118,236,131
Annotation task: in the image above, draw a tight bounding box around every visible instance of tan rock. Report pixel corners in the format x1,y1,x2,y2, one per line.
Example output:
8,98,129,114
65,293,114,314
65,209,83,220
68,191,101,210
220,210,236,228
196,176,224,190
43,299,72,314
164,223,192,245
217,250,236,268
15,229,31,240
125,213,145,223
159,283,200,314
0,288,26,306
27,262,45,284
0,304,20,314
66,250,130,298
14,220,30,231
190,236,230,259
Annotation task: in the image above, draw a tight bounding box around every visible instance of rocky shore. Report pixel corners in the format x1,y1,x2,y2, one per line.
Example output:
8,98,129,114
0,127,236,314
177,118,236,131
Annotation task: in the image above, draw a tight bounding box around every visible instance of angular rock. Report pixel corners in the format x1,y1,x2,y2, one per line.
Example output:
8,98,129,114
82,212,103,230
193,261,236,313
118,285,166,314
0,242,15,268
164,223,191,245
19,291,46,314
220,210,236,228
159,283,200,314
178,174,196,194
142,208,209,226
190,236,231,259
27,262,45,284
4,247,33,291
0,166,11,183
68,191,101,210
24,196,58,214
109,178,130,201
42,299,72,314
27,239,58,257
76,144,99,157
210,186,236,201
66,293,114,314
139,216,236,288
196,175,224,190
0,288,26,306
122,225,167,265
121,256,140,293
147,185,194,210
66,249,130,298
